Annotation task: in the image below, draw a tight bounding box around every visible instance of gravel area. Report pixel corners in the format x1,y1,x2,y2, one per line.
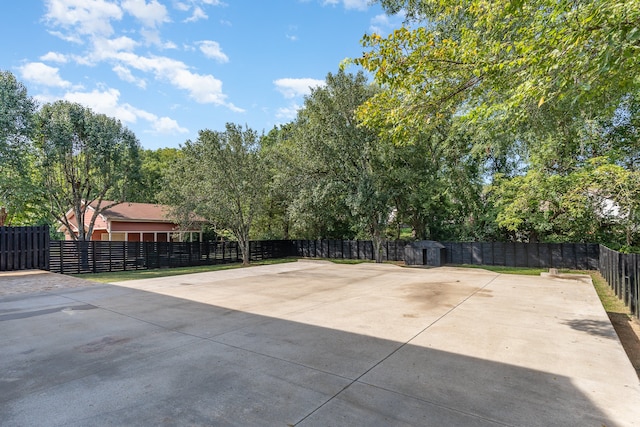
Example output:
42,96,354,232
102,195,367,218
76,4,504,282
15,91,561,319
0,270,100,296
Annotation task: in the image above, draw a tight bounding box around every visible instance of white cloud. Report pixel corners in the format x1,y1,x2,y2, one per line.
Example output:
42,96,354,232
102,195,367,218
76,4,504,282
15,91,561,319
112,65,147,88
322,0,368,10
184,6,207,22
93,36,138,56
342,0,369,10
62,87,188,135
44,0,123,37
139,33,176,50
274,78,325,98
174,2,190,12
46,30,83,44
171,69,223,103
63,88,135,121
197,40,229,63
163,41,178,49
40,51,68,63
19,62,72,88
121,0,169,28
140,28,163,46
150,116,188,134
41,0,242,119
109,52,242,111
369,12,405,35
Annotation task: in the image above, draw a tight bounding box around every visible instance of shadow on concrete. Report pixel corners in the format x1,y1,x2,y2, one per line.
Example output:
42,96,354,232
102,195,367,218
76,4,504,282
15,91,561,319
0,285,627,427
607,312,640,379
562,318,620,340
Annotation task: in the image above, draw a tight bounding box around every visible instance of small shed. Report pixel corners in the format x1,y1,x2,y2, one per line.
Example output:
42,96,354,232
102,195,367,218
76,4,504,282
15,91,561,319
404,241,446,267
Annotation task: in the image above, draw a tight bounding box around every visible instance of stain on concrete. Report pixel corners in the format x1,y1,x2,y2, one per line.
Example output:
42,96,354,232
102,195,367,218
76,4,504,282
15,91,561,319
76,336,132,353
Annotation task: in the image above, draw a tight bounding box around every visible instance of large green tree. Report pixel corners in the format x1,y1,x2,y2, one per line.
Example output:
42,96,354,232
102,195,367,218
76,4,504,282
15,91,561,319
254,123,299,240
384,120,486,241
355,0,640,143
34,101,142,240
0,71,41,226
349,0,640,247
162,123,268,265
291,70,393,261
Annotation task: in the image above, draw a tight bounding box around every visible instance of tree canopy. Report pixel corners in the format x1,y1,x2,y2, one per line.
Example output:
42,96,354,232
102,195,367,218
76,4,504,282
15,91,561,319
346,0,640,249
356,0,640,143
0,71,40,225
289,70,393,261
162,123,268,265
35,101,142,240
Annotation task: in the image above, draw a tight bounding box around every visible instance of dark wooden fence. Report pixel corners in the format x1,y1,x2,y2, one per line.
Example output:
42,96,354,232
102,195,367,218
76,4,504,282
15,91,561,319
3,230,637,319
0,226,50,271
442,242,600,270
290,239,599,269
48,240,293,274
599,245,639,319
290,239,408,262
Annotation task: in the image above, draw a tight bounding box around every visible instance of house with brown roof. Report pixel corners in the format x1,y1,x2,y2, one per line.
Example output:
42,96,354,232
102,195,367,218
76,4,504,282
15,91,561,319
60,201,203,242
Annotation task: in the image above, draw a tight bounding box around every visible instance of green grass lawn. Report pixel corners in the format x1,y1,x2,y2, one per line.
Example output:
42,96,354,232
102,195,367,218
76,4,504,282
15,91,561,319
449,264,548,276
71,258,297,283
589,271,631,314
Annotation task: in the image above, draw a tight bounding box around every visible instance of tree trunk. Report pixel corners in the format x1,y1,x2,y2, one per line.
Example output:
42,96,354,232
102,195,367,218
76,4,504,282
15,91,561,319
371,223,385,264
237,233,251,266
242,241,250,266
0,207,7,226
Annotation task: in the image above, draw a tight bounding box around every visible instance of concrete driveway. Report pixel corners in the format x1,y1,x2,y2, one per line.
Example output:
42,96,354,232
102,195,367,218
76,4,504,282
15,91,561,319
1,260,639,426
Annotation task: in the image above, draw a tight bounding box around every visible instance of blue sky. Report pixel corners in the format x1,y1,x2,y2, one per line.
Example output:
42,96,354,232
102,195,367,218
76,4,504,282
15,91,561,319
0,1,403,150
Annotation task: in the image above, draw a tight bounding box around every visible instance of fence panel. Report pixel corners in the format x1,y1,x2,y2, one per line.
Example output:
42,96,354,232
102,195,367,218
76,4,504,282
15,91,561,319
538,244,550,268
48,240,293,274
290,240,602,270
290,239,408,262
599,245,639,319
0,226,50,271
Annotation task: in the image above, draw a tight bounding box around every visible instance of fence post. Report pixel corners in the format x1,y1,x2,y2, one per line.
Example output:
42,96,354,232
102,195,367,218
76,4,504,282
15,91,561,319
92,241,96,273
123,242,127,271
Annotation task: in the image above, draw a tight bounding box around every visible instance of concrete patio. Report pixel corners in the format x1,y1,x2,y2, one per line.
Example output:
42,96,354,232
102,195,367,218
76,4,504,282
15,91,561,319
1,260,639,426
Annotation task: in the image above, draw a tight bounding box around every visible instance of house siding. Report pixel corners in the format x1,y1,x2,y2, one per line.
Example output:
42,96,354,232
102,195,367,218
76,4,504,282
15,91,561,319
109,221,177,232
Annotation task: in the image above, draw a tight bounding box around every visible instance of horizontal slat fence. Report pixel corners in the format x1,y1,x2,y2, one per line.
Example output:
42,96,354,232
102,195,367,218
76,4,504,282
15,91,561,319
599,245,639,319
2,231,637,318
290,240,599,269
0,226,49,271
442,242,600,270
290,240,408,262
49,240,294,274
